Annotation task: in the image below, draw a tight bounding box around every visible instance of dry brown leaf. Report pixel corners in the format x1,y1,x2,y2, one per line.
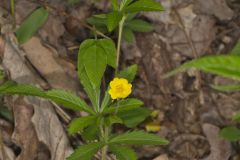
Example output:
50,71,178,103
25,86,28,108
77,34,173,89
201,123,232,160
2,34,73,160
22,37,79,91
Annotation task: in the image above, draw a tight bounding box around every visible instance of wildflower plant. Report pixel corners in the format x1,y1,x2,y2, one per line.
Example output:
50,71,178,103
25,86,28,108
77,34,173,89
1,0,169,159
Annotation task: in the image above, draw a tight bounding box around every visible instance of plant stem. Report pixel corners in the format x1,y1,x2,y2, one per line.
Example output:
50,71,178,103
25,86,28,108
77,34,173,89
115,16,126,75
10,0,15,16
101,126,109,160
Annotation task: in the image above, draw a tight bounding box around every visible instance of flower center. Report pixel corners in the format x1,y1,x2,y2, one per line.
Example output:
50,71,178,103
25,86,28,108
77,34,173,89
115,84,124,93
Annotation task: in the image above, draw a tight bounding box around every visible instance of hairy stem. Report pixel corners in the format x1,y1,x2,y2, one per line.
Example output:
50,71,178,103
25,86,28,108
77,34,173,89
115,16,126,75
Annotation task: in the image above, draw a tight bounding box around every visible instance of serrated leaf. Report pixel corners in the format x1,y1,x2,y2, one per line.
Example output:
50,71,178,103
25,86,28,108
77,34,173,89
233,112,240,122
125,0,164,13
230,40,240,55
210,84,240,92
46,90,94,113
16,7,49,44
110,145,137,160
219,126,240,141
118,107,151,128
0,82,45,97
103,98,143,114
107,11,123,32
0,82,93,113
68,116,97,135
109,131,169,145
118,64,138,82
163,55,240,81
78,67,100,109
66,142,105,160
126,19,153,32
122,28,135,43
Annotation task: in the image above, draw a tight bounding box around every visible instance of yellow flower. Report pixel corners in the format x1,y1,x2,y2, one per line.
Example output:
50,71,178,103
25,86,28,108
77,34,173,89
108,78,132,99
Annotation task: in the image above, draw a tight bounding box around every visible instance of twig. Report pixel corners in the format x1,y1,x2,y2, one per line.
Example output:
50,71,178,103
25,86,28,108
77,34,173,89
173,8,199,59
173,8,204,103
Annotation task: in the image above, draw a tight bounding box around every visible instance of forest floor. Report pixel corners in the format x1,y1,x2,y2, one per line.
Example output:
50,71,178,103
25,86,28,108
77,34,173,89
0,0,240,160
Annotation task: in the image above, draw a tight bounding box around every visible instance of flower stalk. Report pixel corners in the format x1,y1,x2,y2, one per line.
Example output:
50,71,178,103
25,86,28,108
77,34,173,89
115,15,126,75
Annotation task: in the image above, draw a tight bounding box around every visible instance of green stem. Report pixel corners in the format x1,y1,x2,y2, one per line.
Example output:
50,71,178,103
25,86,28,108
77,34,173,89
115,15,126,75
100,125,109,160
10,0,15,16
114,99,120,114
101,14,126,160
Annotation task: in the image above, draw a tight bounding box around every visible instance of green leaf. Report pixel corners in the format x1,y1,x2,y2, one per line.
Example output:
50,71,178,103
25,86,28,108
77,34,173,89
126,13,137,21
125,0,164,13
210,84,240,92
219,126,240,141
100,87,111,110
87,14,107,27
103,98,143,114
233,112,240,122
105,115,123,126
83,44,107,87
68,116,97,135
107,11,123,32
110,145,137,160
118,107,151,128
81,124,99,141
46,90,94,113
109,131,169,145
78,39,117,88
0,82,93,113
0,106,13,122
78,67,100,109
16,7,49,44
118,64,138,82
230,40,240,55
98,39,117,68
0,82,45,97
122,28,135,43
126,19,153,32
163,55,240,81
112,0,119,10
120,0,134,10
67,142,105,160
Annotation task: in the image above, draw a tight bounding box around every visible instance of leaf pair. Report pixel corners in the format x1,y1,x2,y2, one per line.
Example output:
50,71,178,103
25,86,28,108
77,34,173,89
108,0,163,32
67,131,169,160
